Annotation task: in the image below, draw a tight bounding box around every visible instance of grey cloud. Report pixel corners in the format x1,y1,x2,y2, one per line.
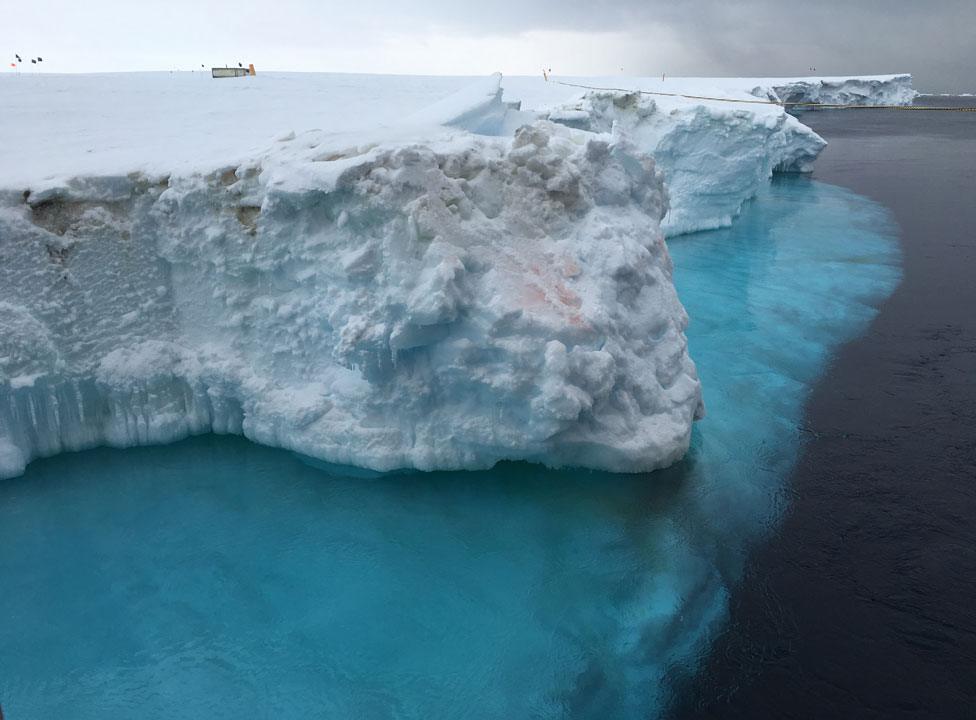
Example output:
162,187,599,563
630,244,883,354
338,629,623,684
5,0,973,91
376,0,974,91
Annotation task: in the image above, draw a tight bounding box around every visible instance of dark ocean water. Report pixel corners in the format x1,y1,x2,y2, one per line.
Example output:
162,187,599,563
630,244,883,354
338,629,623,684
674,96,976,719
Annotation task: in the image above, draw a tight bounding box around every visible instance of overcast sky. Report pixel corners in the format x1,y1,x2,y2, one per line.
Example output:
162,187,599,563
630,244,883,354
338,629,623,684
3,0,973,91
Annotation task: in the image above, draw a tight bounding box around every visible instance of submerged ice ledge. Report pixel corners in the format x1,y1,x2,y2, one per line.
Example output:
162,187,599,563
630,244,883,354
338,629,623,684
0,72,913,478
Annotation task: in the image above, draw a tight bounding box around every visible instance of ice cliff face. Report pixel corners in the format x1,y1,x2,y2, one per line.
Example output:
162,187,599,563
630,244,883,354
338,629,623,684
759,73,917,108
0,121,702,478
544,91,825,235
513,73,913,234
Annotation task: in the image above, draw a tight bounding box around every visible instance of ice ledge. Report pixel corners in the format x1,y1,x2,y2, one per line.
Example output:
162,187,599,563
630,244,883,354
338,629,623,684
0,121,702,479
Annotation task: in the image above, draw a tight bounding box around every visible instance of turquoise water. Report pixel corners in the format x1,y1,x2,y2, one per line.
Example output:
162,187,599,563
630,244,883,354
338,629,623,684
0,177,900,719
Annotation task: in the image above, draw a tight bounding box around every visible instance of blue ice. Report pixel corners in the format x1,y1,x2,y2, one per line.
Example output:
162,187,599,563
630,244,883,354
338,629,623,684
0,177,901,719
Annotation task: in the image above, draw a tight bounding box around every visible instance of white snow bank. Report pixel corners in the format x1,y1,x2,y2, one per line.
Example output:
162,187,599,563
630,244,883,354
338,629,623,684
0,71,914,190
0,72,476,187
0,119,702,478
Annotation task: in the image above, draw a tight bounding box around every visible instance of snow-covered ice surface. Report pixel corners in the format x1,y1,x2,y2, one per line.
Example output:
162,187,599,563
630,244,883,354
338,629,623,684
0,72,913,228
0,71,912,477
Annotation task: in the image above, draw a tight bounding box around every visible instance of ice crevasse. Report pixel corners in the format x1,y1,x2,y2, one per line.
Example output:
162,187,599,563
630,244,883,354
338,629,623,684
0,72,913,477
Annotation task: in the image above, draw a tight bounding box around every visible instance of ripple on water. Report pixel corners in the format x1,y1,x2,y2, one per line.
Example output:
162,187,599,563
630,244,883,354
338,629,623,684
0,176,901,719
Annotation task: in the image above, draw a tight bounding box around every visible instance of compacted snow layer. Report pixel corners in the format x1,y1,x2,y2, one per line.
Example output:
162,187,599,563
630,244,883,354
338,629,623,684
0,71,913,476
